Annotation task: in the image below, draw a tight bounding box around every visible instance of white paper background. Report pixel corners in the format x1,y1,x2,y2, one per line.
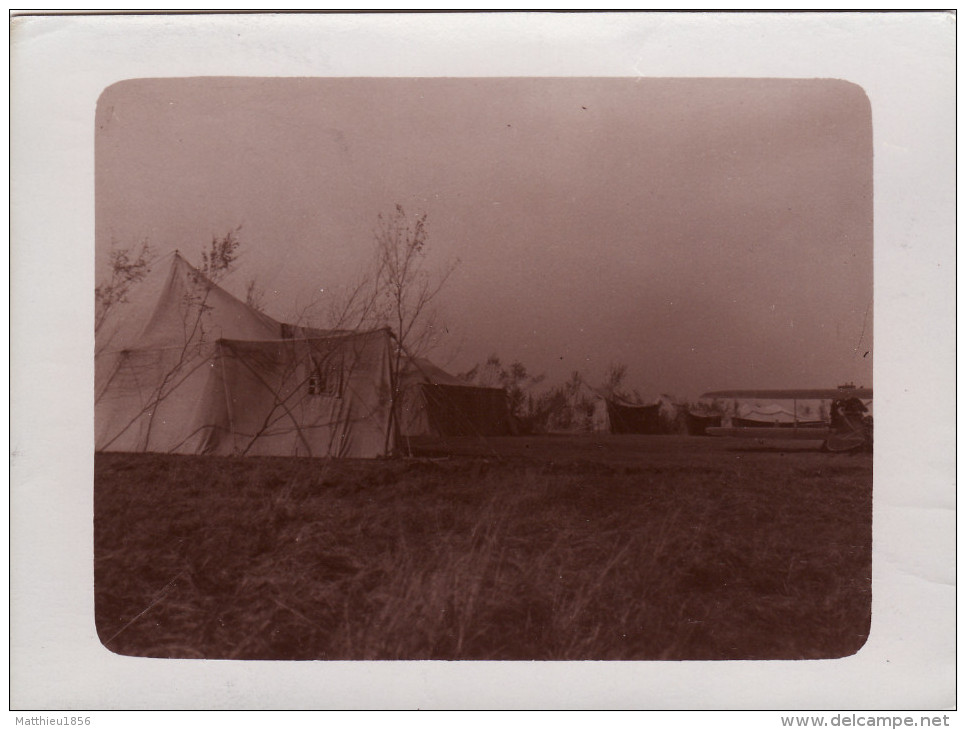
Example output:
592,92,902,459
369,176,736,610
9,11,956,710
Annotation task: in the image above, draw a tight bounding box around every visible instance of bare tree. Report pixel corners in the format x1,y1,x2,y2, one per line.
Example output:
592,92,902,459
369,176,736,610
95,238,153,334
460,354,545,423
599,362,646,404
564,371,596,431
308,206,458,345
317,267,386,333
361,206,459,452
372,205,458,357
200,227,242,283
600,362,629,401
245,277,267,314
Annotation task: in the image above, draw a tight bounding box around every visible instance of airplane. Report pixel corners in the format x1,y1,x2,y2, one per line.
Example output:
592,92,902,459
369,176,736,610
699,386,873,452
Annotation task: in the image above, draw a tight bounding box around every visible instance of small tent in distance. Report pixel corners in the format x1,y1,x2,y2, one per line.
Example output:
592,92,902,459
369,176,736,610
588,389,679,435
540,377,680,436
604,397,662,435
397,357,514,440
684,409,723,436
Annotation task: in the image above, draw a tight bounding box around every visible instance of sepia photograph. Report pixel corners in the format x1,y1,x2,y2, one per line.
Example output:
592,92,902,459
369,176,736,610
11,11,954,711
94,76,873,661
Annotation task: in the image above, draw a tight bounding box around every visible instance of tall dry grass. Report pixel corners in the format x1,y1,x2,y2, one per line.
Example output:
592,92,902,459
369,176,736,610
95,438,871,660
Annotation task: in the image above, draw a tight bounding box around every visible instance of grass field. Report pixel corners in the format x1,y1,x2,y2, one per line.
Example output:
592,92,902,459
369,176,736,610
94,435,871,660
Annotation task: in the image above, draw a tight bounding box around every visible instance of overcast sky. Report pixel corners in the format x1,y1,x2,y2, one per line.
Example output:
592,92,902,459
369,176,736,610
96,77,872,400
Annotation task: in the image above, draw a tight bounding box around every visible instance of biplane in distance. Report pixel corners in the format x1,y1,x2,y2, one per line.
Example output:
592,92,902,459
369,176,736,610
700,386,873,452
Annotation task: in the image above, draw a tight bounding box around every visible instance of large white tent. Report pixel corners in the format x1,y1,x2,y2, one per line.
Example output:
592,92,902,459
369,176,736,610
95,252,396,458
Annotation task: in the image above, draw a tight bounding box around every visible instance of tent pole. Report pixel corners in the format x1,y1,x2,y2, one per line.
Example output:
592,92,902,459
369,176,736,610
383,328,399,458
218,341,238,454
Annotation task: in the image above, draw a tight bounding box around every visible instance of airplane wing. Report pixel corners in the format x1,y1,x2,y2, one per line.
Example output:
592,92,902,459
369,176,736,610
706,426,831,440
701,388,872,400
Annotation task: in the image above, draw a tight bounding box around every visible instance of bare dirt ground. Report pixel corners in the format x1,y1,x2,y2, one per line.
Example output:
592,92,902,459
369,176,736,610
94,434,871,660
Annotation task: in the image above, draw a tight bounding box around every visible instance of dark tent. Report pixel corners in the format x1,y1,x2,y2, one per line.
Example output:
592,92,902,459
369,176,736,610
685,411,723,436
414,384,513,437
605,398,662,435
398,358,514,439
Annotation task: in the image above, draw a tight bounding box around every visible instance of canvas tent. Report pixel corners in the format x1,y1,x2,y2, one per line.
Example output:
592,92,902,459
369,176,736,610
559,384,678,435
96,252,395,458
604,397,662,434
685,411,723,436
397,358,513,439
